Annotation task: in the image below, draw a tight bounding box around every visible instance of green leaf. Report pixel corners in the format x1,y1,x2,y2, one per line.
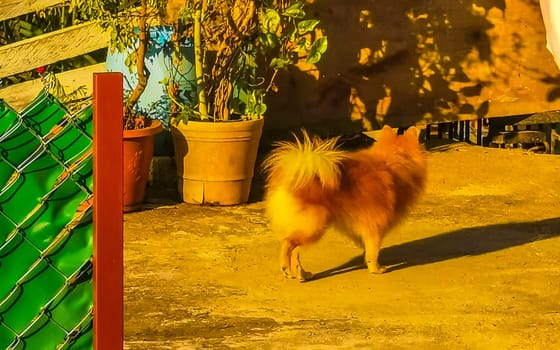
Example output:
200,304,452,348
314,37,329,54
297,20,320,35
294,37,311,51
245,90,268,117
283,3,306,18
306,52,322,65
17,20,33,31
270,57,291,69
307,37,328,64
18,28,34,38
253,102,267,116
258,32,279,51
244,54,258,68
261,8,280,33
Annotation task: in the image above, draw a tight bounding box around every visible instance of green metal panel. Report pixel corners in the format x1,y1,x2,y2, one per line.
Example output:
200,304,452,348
0,91,93,349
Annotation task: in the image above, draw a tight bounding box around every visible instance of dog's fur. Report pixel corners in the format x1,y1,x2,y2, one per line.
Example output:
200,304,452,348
262,126,427,281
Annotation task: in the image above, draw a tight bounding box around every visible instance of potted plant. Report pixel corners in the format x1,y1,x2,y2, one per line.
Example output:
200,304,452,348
71,0,327,206
70,0,192,211
168,0,328,204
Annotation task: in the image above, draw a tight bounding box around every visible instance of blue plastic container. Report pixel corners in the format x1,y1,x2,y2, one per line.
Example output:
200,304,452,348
106,26,197,155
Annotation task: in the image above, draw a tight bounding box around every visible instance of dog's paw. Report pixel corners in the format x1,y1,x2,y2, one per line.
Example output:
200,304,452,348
281,266,295,279
298,270,313,282
367,262,388,274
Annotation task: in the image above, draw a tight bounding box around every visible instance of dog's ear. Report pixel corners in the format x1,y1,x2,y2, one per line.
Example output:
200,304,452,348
405,126,418,139
381,125,395,138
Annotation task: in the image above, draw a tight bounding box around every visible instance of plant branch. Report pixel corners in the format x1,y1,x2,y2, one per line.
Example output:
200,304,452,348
207,0,256,120
124,0,151,129
194,7,209,120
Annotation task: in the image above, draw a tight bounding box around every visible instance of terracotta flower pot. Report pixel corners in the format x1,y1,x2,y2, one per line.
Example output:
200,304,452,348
171,118,264,205
123,120,163,212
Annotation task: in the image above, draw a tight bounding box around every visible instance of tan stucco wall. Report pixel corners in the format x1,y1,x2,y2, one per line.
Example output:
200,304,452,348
265,0,560,131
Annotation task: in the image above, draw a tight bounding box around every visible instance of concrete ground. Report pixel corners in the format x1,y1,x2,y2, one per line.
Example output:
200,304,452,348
123,140,560,349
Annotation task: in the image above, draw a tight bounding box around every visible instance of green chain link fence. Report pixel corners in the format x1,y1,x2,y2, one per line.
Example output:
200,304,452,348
0,90,93,349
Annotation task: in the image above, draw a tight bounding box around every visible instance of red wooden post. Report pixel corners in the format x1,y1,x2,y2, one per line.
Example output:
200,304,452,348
93,72,124,350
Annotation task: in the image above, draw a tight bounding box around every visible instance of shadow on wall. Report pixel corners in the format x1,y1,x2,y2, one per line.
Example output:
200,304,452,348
265,0,557,131
311,216,560,281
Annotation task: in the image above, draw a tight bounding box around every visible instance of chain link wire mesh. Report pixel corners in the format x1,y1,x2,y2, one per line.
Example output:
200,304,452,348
0,90,93,349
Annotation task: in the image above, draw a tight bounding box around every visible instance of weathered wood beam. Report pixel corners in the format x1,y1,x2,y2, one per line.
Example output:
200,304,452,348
0,0,65,21
0,22,108,78
0,63,106,111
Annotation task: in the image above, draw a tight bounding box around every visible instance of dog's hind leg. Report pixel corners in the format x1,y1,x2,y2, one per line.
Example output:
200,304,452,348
280,228,327,281
363,231,388,274
280,239,296,278
280,234,324,282
278,204,329,280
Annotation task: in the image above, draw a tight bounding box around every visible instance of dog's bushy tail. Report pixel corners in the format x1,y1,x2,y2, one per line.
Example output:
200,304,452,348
263,131,347,190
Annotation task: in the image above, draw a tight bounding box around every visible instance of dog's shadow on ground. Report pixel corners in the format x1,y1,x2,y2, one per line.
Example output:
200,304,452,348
311,217,560,281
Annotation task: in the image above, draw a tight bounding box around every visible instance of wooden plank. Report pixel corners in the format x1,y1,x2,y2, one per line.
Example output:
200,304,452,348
0,0,64,21
516,111,560,125
0,22,108,78
0,63,105,111
486,99,560,119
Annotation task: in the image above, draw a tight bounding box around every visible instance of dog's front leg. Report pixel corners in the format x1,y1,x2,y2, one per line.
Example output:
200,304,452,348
292,246,313,282
364,233,387,274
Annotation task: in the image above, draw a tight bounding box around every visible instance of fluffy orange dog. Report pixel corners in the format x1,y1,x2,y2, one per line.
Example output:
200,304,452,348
263,126,427,281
